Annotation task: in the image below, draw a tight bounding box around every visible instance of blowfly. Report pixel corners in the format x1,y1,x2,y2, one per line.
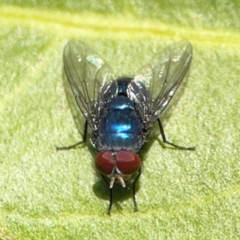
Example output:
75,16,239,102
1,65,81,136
57,40,195,214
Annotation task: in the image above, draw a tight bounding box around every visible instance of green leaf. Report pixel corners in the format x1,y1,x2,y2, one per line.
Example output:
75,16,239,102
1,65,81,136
0,1,240,239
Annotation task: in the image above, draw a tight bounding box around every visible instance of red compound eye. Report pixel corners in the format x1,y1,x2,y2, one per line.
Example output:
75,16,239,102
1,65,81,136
116,151,141,175
95,151,114,175
95,151,141,175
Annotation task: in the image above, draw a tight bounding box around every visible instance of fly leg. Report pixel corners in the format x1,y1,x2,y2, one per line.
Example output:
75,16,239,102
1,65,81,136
132,167,142,212
100,174,113,215
56,121,88,150
108,188,113,215
157,118,195,150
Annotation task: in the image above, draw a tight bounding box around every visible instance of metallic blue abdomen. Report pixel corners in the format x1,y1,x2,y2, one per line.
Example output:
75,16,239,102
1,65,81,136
95,79,143,152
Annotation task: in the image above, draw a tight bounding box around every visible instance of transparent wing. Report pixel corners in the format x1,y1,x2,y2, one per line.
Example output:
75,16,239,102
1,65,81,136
131,41,192,126
63,40,115,135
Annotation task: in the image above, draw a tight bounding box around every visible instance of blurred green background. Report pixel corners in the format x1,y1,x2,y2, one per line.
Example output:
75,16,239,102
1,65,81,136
0,1,239,239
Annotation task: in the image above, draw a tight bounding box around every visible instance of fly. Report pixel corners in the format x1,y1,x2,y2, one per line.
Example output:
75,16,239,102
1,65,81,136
57,40,195,214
